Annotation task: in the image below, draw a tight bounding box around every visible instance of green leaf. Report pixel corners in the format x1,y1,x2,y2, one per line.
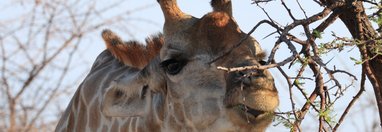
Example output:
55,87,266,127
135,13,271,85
312,29,323,39
350,57,362,65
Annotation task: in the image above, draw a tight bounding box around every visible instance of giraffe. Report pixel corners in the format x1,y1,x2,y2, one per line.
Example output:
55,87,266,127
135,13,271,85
55,0,279,131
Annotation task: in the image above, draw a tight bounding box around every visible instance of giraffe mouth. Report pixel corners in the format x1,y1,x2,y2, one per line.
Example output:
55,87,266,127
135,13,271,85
235,104,266,118
237,104,266,118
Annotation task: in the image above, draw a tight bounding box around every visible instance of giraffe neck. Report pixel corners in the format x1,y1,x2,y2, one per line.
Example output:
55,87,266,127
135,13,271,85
55,50,166,132
55,91,157,132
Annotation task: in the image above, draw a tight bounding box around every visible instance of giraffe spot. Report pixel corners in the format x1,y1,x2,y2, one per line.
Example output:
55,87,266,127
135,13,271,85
102,125,108,131
110,120,119,131
89,101,100,131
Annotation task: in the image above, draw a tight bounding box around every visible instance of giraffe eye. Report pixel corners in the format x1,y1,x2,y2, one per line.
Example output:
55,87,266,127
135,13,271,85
259,60,266,65
160,59,187,75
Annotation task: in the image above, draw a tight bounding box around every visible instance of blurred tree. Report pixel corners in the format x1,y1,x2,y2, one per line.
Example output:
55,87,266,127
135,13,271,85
0,0,155,131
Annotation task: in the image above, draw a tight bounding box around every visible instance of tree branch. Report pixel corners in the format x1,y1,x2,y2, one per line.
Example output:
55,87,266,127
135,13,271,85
333,66,366,131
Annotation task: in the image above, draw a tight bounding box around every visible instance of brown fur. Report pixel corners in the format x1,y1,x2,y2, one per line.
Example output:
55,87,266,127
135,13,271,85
102,29,163,69
198,11,267,64
210,0,232,17
204,12,230,28
196,11,242,56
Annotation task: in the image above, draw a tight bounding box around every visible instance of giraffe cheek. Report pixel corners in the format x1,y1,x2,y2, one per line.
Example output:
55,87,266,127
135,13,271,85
186,98,221,128
101,83,148,117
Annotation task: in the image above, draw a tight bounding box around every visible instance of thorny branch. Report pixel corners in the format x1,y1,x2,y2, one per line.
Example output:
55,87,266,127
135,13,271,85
251,0,274,4
216,0,379,131
332,66,366,131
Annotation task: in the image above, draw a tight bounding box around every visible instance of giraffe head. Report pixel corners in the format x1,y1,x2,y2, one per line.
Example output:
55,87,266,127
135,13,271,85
102,0,279,131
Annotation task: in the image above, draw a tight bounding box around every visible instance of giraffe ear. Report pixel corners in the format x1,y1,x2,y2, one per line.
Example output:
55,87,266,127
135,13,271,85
102,29,163,69
101,72,150,117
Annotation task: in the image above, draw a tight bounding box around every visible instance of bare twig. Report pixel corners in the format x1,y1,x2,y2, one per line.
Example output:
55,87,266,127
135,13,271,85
296,0,308,18
217,55,296,72
281,0,296,21
276,66,302,132
333,66,366,131
251,0,274,4
314,12,339,35
363,0,379,6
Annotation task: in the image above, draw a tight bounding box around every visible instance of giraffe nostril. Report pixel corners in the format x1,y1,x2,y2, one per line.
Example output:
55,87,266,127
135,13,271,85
241,76,251,86
236,69,268,87
238,71,246,77
236,70,254,86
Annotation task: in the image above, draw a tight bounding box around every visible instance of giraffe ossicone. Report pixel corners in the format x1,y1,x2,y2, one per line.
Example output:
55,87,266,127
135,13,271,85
56,0,279,131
